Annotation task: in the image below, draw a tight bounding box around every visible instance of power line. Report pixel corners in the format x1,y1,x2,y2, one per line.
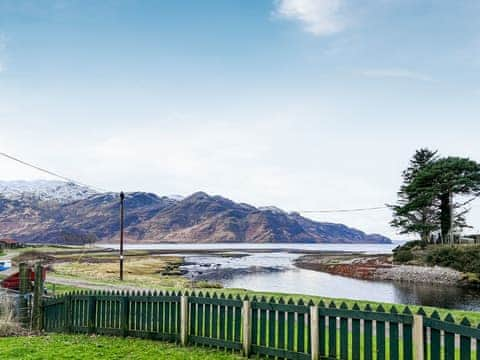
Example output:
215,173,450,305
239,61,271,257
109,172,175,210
300,206,389,214
0,151,109,193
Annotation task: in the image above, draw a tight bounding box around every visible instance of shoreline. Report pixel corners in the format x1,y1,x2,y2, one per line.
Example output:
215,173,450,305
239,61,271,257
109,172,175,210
294,253,471,287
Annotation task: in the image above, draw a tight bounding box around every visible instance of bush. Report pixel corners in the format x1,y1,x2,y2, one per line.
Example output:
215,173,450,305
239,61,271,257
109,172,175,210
192,281,223,289
393,240,426,253
392,240,425,263
394,249,414,263
425,246,480,275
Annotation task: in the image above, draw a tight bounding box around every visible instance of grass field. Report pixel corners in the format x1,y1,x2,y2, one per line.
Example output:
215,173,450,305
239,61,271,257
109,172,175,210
52,255,189,288
0,334,244,360
7,246,480,326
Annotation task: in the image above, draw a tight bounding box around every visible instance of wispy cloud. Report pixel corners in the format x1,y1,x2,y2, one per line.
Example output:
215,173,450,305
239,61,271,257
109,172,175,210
361,68,434,82
274,0,346,36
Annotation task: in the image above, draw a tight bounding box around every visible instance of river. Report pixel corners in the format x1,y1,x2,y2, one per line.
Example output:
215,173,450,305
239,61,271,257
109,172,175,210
99,243,480,311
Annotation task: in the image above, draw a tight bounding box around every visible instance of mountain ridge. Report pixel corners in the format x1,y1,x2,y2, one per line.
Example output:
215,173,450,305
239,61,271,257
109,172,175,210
0,181,391,244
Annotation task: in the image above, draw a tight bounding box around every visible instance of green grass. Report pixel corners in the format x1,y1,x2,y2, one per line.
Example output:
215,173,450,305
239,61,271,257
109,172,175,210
44,282,80,295
0,334,244,360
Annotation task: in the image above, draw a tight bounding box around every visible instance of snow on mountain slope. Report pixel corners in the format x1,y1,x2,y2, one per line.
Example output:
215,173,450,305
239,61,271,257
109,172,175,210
0,180,97,203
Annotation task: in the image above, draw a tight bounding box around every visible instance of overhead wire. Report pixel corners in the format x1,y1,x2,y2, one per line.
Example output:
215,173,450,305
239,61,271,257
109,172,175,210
1,151,404,214
0,151,110,193
299,206,389,214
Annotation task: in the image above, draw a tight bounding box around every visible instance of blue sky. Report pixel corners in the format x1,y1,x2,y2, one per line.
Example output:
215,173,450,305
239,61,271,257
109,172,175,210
1,0,480,238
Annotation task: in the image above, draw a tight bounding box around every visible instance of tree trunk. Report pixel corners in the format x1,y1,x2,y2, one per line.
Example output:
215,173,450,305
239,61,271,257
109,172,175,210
440,192,450,244
420,209,430,244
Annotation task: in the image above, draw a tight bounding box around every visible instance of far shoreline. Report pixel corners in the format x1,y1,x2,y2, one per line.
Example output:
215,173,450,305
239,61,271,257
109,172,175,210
294,253,476,288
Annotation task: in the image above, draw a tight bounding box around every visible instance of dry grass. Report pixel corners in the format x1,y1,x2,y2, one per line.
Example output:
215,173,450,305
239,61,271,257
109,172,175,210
0,294,24,337
53,255,189,288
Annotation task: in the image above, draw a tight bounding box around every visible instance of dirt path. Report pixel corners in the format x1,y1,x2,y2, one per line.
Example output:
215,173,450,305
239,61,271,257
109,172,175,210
47,275,149,292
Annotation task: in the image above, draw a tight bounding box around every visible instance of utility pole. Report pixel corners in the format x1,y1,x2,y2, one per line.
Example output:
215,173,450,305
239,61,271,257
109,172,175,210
120,191,125,281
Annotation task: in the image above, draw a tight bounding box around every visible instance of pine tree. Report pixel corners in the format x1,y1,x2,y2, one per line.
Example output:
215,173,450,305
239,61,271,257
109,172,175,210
390,148,439,242
406,156,480,243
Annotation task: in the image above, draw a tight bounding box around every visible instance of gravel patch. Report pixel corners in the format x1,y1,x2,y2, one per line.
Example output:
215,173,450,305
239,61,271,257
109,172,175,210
374,265,464,285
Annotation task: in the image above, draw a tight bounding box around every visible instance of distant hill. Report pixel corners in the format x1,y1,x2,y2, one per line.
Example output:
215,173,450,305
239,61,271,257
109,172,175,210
0,180,391,245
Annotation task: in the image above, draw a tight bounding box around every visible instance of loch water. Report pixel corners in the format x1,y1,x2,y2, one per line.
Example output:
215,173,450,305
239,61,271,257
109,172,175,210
100,243,480,311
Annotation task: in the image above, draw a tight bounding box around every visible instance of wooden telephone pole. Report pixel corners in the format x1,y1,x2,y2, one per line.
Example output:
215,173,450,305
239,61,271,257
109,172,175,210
120,191,125,281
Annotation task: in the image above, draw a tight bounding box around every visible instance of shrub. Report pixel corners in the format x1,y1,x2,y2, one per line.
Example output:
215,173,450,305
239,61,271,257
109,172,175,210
425,246,480,275
192,281,223,289
393,240,426,253
394,249,414,263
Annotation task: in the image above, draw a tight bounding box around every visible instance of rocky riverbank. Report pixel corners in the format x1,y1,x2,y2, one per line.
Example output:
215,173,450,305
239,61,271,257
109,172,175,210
295,254,469,286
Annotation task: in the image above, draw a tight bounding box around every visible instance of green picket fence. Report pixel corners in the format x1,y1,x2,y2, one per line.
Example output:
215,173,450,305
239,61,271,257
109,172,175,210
188,292,243,351
43,290,181,342
42,290,480,360
422,309,480,360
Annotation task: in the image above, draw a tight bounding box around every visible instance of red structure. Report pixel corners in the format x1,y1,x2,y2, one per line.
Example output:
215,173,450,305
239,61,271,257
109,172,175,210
0,238,18,249
1,267,47,291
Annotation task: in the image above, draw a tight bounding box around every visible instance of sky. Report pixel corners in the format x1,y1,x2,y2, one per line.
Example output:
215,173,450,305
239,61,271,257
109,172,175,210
1,0,480,239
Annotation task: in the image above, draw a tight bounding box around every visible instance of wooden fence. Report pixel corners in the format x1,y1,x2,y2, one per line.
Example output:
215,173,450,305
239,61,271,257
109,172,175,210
42,290,480,360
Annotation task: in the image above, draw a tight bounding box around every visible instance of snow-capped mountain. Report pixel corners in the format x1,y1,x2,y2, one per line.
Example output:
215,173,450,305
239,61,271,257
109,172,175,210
0,180,97,203
0,180,392,245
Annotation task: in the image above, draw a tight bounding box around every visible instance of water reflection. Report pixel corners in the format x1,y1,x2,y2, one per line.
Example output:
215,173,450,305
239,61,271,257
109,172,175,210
223,268,480,311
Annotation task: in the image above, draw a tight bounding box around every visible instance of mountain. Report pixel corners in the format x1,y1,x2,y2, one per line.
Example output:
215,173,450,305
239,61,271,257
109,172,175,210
0,180,96,203
0,180,391,244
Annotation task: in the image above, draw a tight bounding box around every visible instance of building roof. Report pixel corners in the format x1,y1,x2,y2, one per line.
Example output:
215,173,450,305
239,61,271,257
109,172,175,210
0,238,17,244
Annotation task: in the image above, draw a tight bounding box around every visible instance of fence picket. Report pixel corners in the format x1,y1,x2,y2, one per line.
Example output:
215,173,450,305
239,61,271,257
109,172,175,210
212,294,218,339
287,299,295,353
260,297,267,347
297,299,306,354
339,303,348,360
402,307,413,360
352,303,361,360
227,295,235,342
268,297,276,351
318,301,326,357
376,305,386,360
364,304,373,360
389,306,399,360
235,295,242,343
251,297,258,347
328,302,337,358
460,318,471,360
430,311,441,360
204,294,211,338
277,298,286,358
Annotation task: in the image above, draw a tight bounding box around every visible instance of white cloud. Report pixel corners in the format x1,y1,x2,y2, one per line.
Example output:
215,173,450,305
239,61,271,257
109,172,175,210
274,0,346,36
362,68,433,82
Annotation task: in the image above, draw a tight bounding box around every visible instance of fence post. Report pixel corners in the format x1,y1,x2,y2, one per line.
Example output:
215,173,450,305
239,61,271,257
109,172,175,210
242,300,251,357
32,262,44,330
310,305,319,360
88,293,97,334
180,295,189,346
64,294,72,333
18,262,30,326
413,314,424,360
121,293,129,337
